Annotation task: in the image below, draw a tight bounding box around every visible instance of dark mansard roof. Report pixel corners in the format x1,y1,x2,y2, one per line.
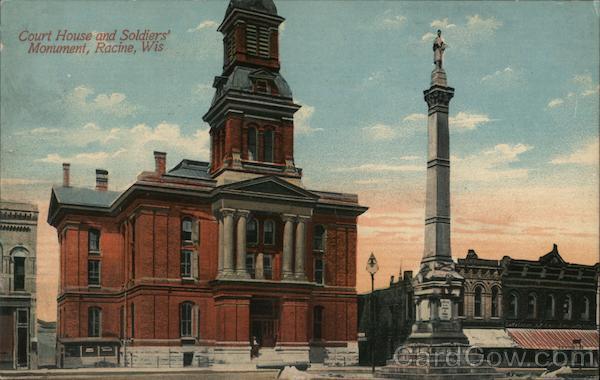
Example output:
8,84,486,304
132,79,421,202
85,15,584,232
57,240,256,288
227,0,278,16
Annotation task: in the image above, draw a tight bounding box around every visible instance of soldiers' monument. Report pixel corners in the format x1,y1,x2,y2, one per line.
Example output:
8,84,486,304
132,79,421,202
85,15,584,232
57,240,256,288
376,31,499,379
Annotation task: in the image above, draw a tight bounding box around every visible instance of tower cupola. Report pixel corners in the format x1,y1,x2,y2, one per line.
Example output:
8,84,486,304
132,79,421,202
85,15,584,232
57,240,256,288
203,0,302,185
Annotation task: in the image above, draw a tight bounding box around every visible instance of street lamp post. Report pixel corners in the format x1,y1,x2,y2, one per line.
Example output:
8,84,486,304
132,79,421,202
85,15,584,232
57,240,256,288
366,252,379,374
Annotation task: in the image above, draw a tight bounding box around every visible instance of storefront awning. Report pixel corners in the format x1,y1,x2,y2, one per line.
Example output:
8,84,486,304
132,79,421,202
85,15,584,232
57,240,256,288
464,328,517,348
507,329,599,350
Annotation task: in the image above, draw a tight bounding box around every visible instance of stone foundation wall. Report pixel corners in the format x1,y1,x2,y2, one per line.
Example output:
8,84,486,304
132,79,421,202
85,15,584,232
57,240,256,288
122,346,213,368
310,342,358,366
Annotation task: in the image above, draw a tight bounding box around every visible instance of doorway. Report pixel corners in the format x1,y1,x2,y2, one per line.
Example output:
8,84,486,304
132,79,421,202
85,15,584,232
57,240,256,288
250,299,278,348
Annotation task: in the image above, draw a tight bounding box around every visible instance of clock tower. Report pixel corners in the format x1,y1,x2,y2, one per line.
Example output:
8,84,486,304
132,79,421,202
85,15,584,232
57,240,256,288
203,0,302,185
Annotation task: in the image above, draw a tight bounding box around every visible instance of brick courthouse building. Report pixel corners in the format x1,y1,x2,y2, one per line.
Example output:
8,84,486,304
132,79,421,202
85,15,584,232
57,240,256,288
48,0,367,368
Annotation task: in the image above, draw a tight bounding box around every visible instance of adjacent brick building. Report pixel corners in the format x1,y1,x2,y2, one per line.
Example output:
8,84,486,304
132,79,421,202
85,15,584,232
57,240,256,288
0,200,39,369
358,245,599,366
48,0,367,368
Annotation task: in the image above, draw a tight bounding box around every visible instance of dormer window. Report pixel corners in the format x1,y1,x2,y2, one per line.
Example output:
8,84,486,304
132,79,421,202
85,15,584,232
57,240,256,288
255,80,268,93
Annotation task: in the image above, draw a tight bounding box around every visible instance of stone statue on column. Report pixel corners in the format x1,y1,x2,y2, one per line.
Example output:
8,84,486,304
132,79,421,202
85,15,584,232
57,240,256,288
433,29,446,70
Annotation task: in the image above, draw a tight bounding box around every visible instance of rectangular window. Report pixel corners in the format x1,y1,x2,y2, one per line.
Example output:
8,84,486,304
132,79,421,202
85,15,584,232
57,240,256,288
257,26,270,57
181,219,193,242
263,255,272,280
255,80,268,93
263,130,273,162
181,251,192,278
263,220,275,245
88,260,100,286
246,24,258,56
88,229,100,253
180,303,192,337
130,303,135,338
88,308,101,337
314,257,324,284
246,254,255,278
14,257,25,291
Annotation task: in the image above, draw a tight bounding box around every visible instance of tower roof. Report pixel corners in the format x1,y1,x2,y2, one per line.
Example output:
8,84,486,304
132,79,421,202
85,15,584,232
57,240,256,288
226,0,278,16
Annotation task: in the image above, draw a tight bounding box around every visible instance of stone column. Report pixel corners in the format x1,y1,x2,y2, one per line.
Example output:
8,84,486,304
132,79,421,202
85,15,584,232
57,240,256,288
222,208,235,276
218,213,224,274
294,216,308,281
236,210,250,278
282,214,295,280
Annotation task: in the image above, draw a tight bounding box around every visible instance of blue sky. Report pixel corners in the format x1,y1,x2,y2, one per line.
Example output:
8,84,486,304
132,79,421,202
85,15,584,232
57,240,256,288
1,0,598,320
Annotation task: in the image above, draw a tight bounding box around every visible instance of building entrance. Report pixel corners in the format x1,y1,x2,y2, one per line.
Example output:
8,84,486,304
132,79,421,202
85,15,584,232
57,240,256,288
250,299,279,347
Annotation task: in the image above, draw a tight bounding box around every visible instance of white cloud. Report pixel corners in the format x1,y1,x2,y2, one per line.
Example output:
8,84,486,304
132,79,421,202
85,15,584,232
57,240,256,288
363,111,491,140
294,104,322,135
480,66,521,87
450,112,493,131
187,20,218,33
551,140,599,166
333,163,422,173
377,9,407,29
66,85,137,117
363,124,396,140
547,98,564,108
421,15,502,50
574,74,599,97
453,143,532,182
35,122,211,168
431,18,456,30
403,113,427,122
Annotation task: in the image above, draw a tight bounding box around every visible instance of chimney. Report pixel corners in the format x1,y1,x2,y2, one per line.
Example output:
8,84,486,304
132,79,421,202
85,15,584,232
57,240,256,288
154,151,166,175
95,169,108,191
62,163,70,187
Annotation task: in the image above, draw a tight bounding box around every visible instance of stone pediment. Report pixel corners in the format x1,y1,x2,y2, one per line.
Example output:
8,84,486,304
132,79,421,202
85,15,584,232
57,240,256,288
248,68,278,80
220,176,317,200
539,244,566,266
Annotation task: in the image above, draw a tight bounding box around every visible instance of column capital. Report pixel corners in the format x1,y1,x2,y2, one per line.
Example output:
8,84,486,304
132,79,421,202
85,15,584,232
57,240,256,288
281,214,297,223
236,209,250,218
220,208,236,217
296,215,311,223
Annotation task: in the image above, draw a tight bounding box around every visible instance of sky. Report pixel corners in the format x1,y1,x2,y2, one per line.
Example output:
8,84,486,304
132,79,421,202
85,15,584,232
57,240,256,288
1,0,598,321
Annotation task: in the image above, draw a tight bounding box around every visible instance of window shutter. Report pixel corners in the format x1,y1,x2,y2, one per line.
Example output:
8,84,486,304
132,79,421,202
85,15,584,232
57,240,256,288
192,251,199,279
192,219,200,244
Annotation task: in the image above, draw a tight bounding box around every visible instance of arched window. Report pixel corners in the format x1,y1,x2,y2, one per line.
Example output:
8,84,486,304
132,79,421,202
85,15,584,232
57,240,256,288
88,307,101,337
582,296,590,320
314,257,324,285
88,229,100,253
474,286,483,318
263,220,275,245
563,295,573,320
181,218,193,242
11,248,28,291
313,225,326,252
509,292,519,319
546,294,556,318
248,127,257,160
313,306,324,340
247,218,258,245
491,286,500,317
458,293,465,317
180,302,193,337
527,292,537,319
263,130,274,162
